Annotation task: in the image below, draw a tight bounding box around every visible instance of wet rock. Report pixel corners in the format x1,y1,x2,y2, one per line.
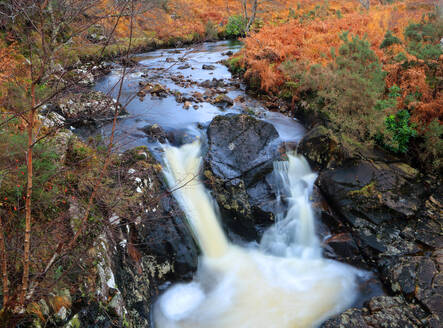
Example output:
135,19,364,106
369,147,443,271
213,94,234,108
192,92,204,102
137,89,146,98
324,233,362,264
39,111,66,128
104,148,198,327
298,125,340,170
318,160,425,226
183,101,191,109
322,296,429,328
201,78,225,89
202,64,216,70
178,63,191,69
139,124,167,143
204,114,280,239
72,303,117,328
71,67,94,86
222,50,234,56
235,95,245,103
150,83,169,97
316,156,441,325
54,91,127,127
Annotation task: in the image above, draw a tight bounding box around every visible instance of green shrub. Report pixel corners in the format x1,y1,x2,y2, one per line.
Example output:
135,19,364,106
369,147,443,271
404,20,443,61
0,127,62,217
280,33,388,141
225,15,247,38
382,110,417,153
375,84,401,111
226,55,245,74
419,120,443,172
380,30,402,49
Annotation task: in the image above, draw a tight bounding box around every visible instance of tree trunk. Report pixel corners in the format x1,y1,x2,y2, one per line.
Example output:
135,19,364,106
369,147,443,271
245,0,258,33
359,0,370,10
242,0,248,22
0,216,8,307
20,84,35,305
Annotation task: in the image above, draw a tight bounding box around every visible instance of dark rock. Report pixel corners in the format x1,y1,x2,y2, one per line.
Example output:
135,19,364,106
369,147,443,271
202,64,216,70
204,114,280,239
201,78,225,88
318,160,425,226
324,233,361,262
222,50,234,56
178,63,191,69
110,148,198,327
165,57,175,63
75,302,116,328
322,296,428,328
59,147,199,328
139,124,167,143
298,125,340,170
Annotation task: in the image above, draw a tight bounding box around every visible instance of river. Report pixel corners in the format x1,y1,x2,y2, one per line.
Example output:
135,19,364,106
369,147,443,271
90,40,305,153
91,40,372,328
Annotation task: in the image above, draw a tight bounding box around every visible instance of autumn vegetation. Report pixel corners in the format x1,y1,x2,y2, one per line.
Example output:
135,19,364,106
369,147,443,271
231,0,442,172
0,0,441,326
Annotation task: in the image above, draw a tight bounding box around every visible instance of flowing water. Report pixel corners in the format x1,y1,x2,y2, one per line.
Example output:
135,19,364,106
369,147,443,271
88,41,375,327
154,140,364,328
89,41,305,153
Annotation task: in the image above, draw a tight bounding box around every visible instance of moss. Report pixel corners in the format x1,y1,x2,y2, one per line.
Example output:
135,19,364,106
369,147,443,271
348,181,376,198
226,55,245,75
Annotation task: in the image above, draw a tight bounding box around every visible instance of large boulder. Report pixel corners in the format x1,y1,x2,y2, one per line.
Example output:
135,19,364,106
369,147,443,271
204,114,280,239
297,125,340,170
318,160,425,226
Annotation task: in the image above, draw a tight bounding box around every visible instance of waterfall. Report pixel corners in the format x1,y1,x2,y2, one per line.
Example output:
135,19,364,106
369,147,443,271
163,142,228,257
155,140,361,328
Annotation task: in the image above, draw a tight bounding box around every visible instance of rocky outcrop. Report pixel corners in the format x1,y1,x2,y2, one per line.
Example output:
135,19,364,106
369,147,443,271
204,114,280,239
54,91,128,127
57,147,198,328
297,125,340,170
318,160,426,226
105,147,198,327
322,296,429,328
300,125,442,327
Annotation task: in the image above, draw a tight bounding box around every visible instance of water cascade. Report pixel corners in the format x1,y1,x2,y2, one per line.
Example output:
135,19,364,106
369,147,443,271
155,140,362,328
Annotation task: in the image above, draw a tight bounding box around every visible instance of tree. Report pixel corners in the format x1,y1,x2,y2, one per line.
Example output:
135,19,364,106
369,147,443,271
241,0,259,33
0,0,136,312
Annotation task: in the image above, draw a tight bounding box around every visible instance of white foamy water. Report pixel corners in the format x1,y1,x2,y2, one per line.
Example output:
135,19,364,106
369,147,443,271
155,140,362,328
